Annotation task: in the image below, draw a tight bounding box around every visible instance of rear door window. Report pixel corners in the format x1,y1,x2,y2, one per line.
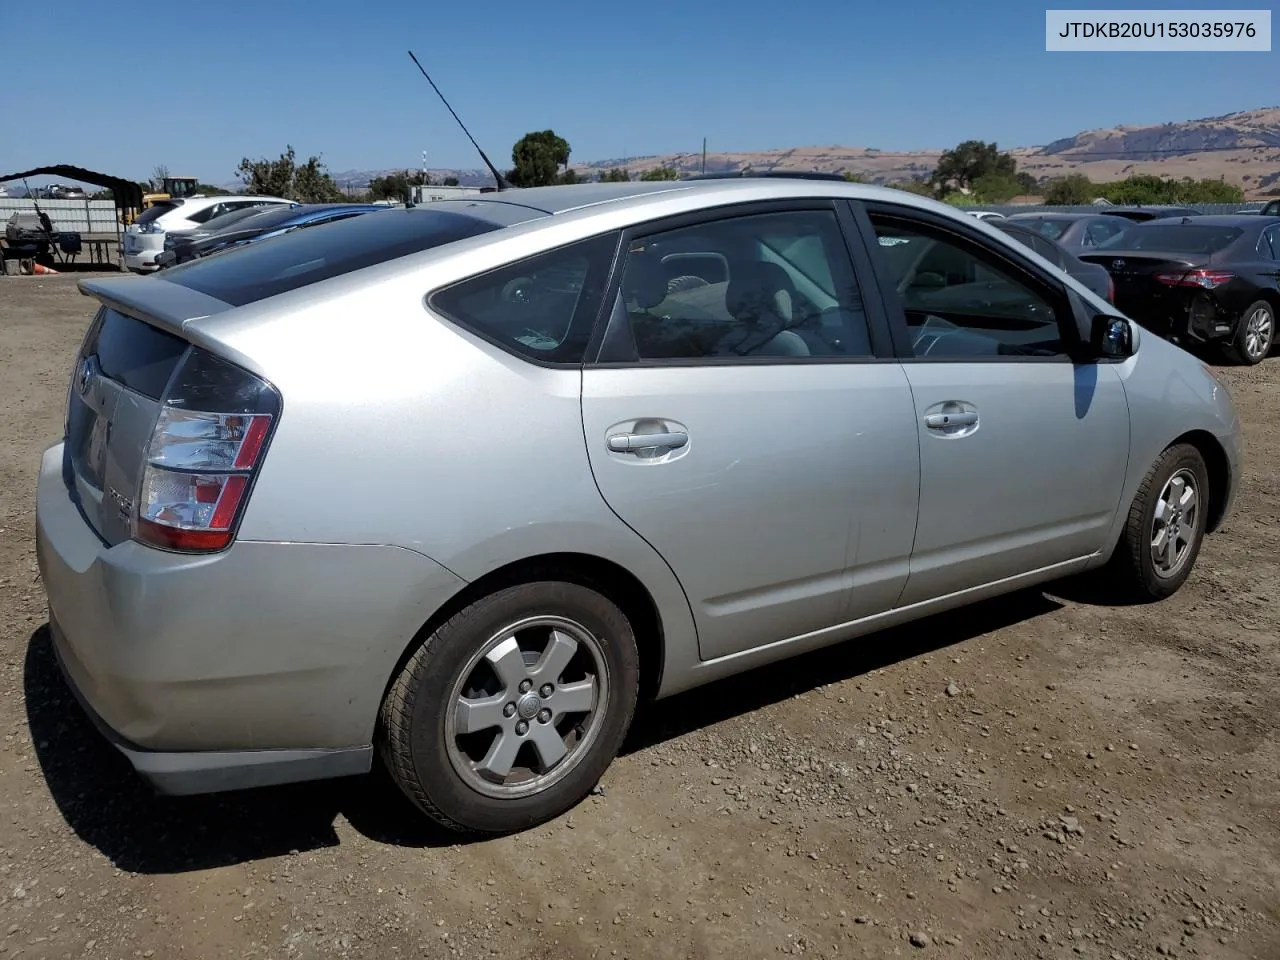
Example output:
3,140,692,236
1257,227,1278,260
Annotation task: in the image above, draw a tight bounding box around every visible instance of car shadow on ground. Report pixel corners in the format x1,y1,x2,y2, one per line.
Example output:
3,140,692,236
24,588,1062,875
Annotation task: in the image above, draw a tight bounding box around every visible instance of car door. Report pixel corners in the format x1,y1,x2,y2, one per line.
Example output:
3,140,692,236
857,201,1131,606
580,201,921,662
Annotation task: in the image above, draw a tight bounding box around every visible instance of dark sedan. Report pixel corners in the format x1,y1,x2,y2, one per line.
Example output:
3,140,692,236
1097,205,1203,223
1005,212,1133,252
1079,215,1280,364
988,218,1116,304
156,203,387,268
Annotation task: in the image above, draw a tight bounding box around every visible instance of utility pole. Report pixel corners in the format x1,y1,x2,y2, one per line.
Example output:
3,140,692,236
701,138,707,175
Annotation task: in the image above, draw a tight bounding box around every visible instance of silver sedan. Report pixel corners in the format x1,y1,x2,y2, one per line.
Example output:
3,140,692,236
35,178,1241,834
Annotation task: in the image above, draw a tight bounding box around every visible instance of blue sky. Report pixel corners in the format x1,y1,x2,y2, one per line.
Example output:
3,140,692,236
2,0,1275,185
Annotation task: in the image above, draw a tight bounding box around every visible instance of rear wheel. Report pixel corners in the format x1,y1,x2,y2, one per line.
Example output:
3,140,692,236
1101,443,1209,602
1223,300,1274,365
379,581,640,834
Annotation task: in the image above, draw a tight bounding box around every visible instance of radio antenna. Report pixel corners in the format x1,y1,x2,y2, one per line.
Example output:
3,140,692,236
407,51,510,191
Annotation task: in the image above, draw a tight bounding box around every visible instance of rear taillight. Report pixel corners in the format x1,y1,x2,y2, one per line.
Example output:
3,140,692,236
133,347,280,553
1106,275,1115,303
1154,269,1234,290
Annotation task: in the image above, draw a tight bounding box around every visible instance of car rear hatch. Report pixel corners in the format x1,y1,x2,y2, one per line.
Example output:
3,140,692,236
62,280,237,546
64,204,530,548
1077,251,1204,319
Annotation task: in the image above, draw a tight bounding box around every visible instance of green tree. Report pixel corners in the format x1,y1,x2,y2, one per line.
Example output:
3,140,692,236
1044,173,1096,206
507,130,571,187
1175,177,1243,203
842,170,866,182
236,145,345,202
886,179,933,197
442,176,459,186
969,171,1022,203
368,169,429,202
929,140,1016,198
1095,173,1173,205
639,166,680,181
599,168,631,182
557,168,582,185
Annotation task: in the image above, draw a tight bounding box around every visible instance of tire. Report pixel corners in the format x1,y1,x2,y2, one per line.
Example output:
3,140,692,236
378,581,640,834
1222,299,1274,365
1102,443,1209,602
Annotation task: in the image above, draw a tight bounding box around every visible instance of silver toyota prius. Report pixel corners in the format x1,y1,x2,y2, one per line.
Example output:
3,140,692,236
35,179,1242,834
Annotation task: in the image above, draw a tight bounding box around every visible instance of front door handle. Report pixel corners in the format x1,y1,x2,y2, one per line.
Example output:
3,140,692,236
924,411,978,429
607,431,689,453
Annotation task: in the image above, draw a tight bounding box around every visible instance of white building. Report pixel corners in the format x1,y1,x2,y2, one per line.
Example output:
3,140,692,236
410,184,484,204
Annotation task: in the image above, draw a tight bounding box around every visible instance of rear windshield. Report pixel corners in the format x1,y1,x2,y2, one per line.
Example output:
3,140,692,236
89,308,189,399
198,206,272,233
157,208,503,306
135,201,180,225
1098,225,1242,255
215,204,326,234
1021,218,1068,241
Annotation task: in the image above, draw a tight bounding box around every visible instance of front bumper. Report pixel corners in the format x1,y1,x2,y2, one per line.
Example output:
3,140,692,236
34,441,467,795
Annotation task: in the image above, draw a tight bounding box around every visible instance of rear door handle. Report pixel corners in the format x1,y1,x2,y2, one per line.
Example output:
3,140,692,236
924,412,978,429
607,431,689,453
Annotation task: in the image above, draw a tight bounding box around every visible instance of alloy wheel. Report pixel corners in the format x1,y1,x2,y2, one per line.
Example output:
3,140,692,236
1150,468,1199,578
444,616,608,799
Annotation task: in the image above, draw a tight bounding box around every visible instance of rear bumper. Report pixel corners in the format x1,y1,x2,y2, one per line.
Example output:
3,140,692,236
123,253,160,272
35,441,467,795
1121,292,1238,345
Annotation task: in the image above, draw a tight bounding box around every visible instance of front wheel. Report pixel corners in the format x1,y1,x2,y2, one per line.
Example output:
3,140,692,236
1223,300,1274,365
379,581,640,834
1101,443,1209,602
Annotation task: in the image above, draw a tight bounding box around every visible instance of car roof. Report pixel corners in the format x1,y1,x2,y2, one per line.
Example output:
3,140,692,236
166,194,289,212
1128,214,1271,227
441,178,957,218
1008,211,1119,221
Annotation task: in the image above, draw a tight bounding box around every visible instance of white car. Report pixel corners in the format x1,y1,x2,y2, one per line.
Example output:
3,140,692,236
967,210,1007,221
123,195,291,272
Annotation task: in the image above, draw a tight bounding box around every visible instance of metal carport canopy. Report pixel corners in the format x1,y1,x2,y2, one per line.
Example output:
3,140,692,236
0,164,144,211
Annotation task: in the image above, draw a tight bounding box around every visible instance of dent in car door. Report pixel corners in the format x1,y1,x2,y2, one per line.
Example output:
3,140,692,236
864,207,1131,606
581,204,921,662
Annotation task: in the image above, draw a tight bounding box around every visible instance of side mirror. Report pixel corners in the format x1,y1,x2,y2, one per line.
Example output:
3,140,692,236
1090,314,1134,359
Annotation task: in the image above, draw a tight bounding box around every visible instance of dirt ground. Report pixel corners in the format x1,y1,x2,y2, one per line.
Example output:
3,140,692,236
1,273,1277,960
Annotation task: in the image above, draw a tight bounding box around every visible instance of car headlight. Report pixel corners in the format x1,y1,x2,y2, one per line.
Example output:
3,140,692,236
139,221,164,234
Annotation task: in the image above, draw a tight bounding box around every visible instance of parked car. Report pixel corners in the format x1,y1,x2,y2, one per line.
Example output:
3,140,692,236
966,211,1006,221
987,218,1116,303
156,203,387,269
37,179,1240,835
122,195,291,272
1005,212,1134,252
1079,215,1280,365
155,205,290,266
1101,206,1202,223
1238,199,1280,216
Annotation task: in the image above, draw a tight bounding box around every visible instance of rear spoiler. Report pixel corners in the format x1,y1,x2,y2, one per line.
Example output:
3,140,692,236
78,276,235,336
